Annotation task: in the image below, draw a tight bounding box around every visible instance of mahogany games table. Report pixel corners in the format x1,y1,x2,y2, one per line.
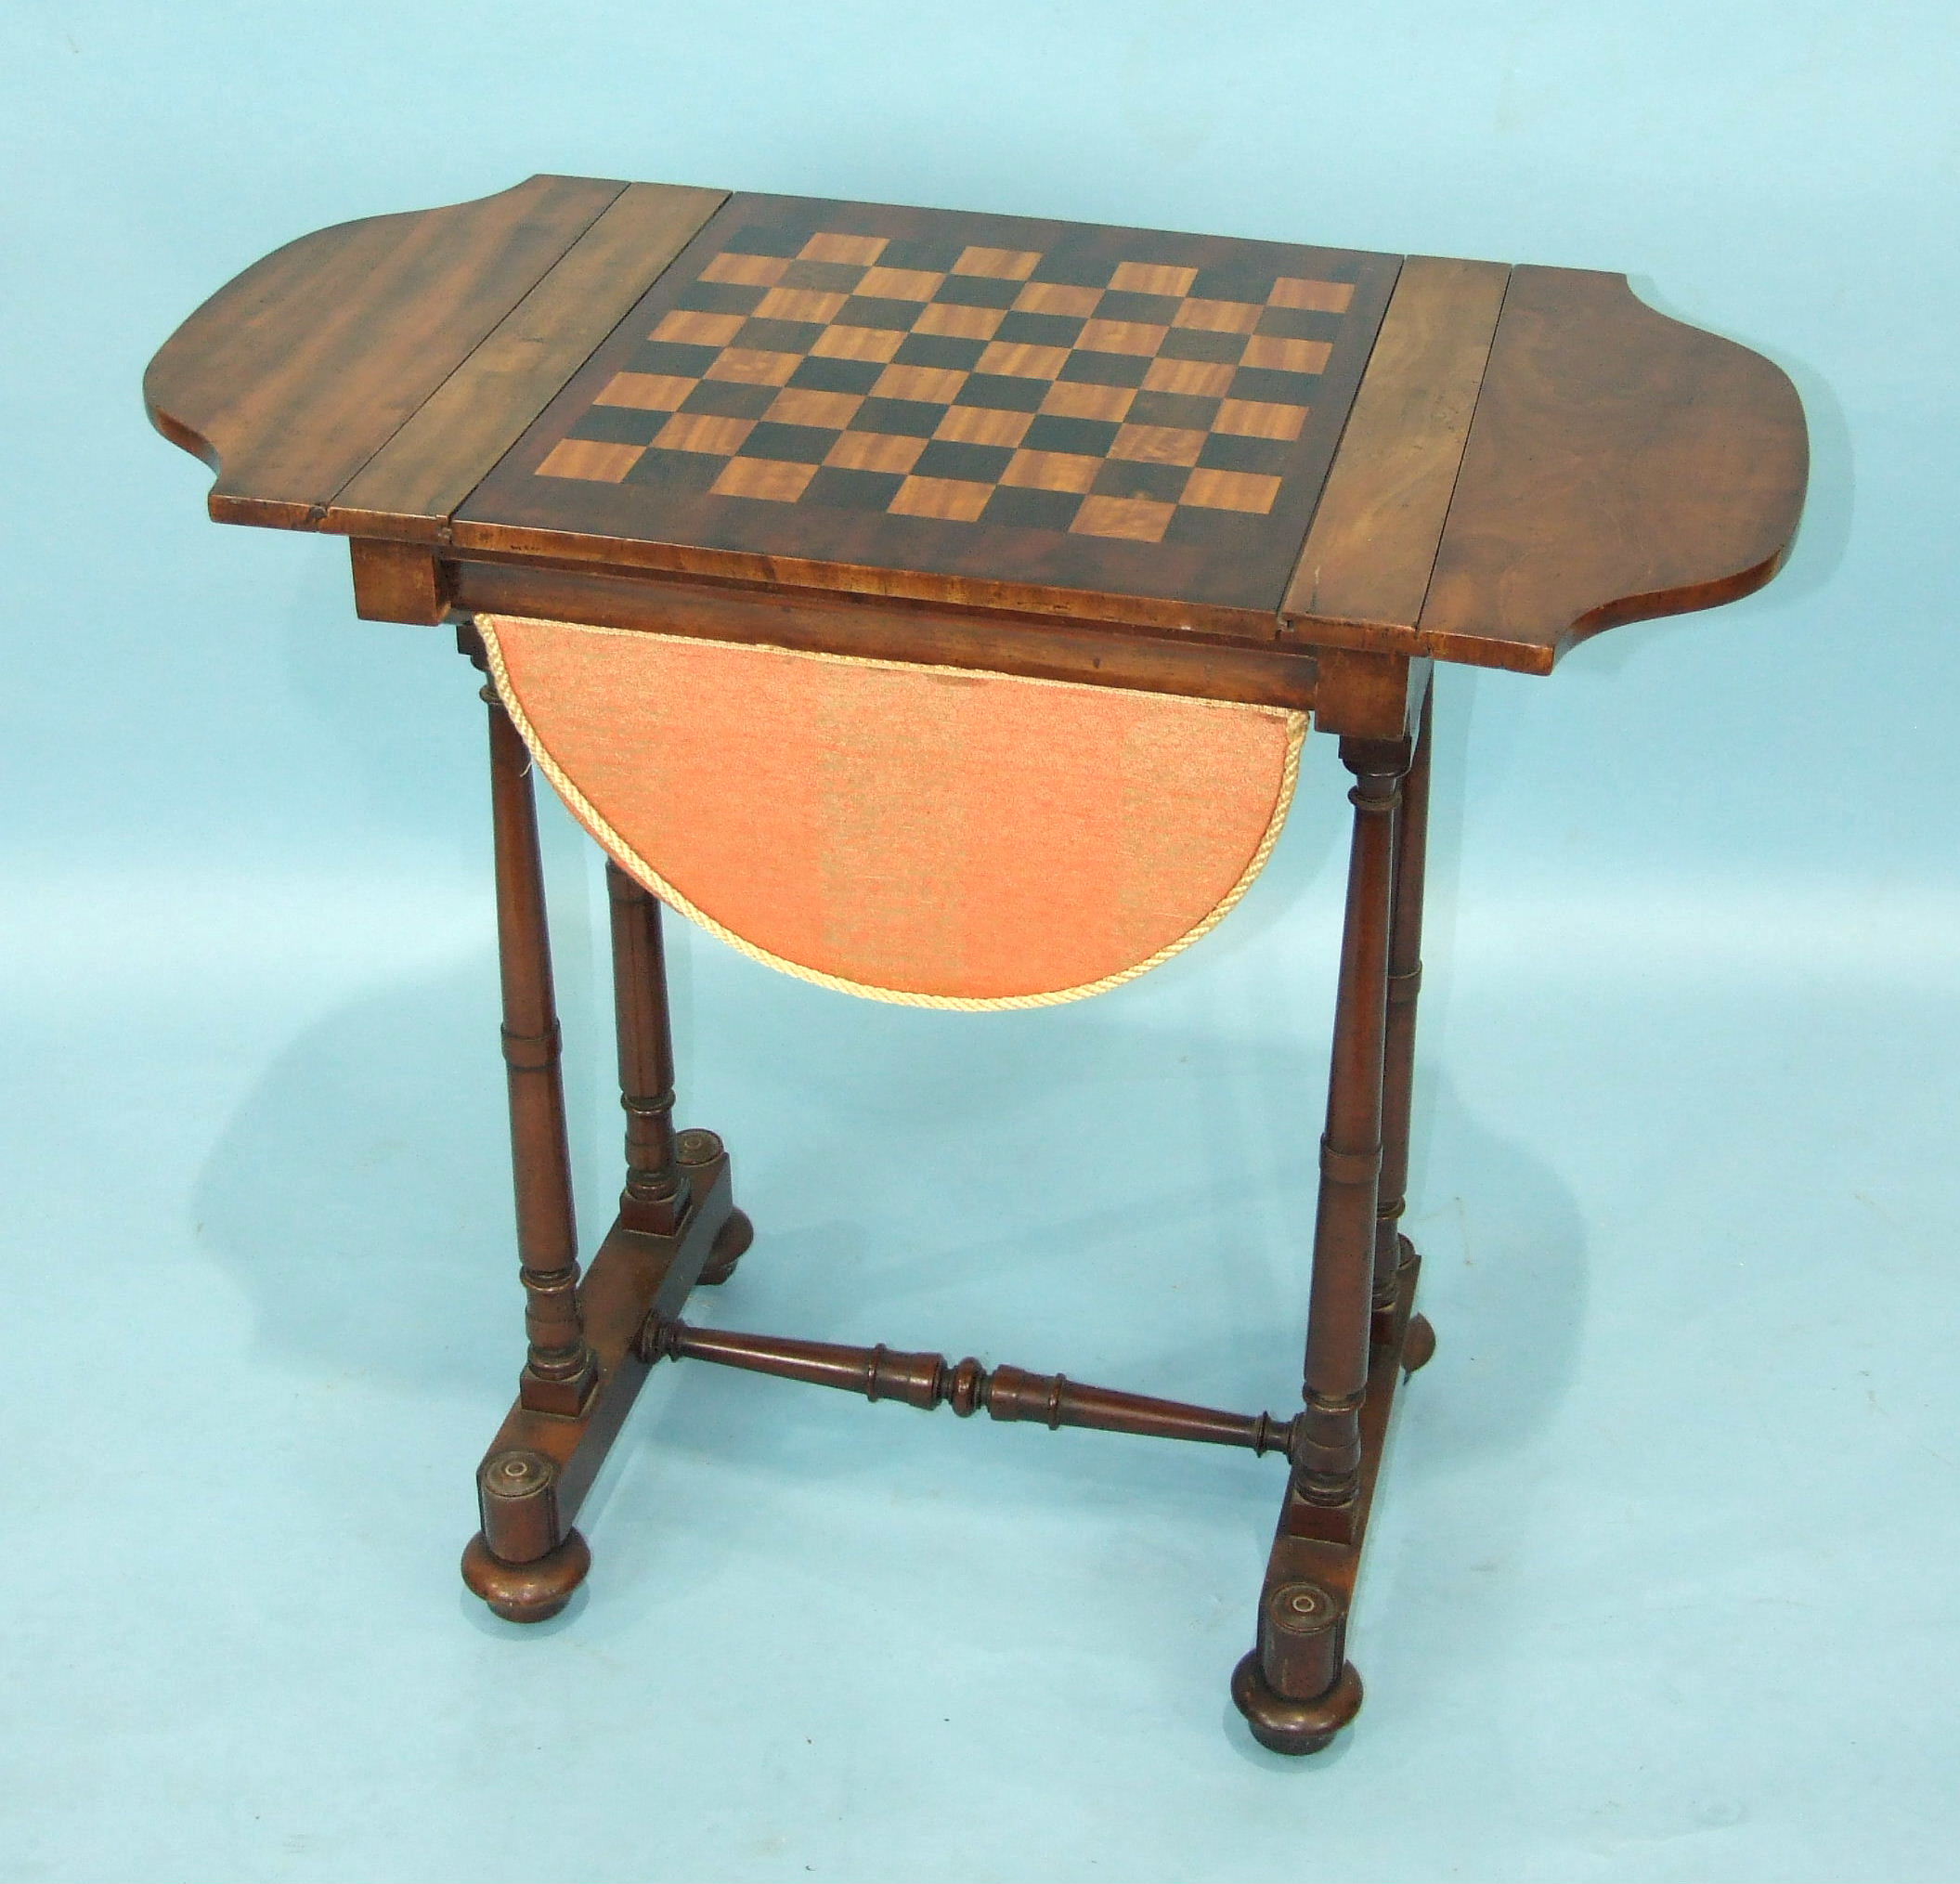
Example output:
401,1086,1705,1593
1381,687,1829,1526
144,175,1808,1753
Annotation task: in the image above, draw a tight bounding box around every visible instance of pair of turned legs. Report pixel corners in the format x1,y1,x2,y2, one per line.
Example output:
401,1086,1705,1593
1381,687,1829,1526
459,655,1435,1757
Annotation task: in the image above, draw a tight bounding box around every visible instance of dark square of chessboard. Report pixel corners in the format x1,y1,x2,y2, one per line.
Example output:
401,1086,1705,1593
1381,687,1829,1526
789,355,886,396
996,309,1086,349
1190,260,1282,302
1157,327,1249,367
894,331,988,372
1258,305,1344,342
1126,390,1221,432
744,421,840,464
1027,251,1117,288
1092,458,1191,505
682,378,781,421
720,224,804,258
980,484,1088,532
932,274,1022,309
572,403,668,448
1198,432,1292,475
675,279,769,317
1097,289,1185,325
914,439,1016,484
1058,349,1152,389
1023,413,1122,457
779,258,866,293
734,316,827,354
851,396,946,437
835,294,926,332
638,340,722,379
1231,366,1320,405
622,448,726,497
803,464,907,512
878,236,967,273
956,373,1051,412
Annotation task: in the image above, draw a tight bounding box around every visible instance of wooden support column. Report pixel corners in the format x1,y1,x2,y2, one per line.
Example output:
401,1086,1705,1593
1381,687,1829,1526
1373,687,1434,1347
606,862,690,1236
486,683,596,1417
1292,733,1410,1507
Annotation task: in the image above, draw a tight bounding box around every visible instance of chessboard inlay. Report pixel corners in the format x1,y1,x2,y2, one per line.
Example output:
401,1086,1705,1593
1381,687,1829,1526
461,195,1401,615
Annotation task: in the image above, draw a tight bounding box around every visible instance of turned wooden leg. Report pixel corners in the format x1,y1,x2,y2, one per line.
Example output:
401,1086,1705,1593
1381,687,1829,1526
1373,685,1434,1357
1234,728,1412,1754
1294,734,1408,1509
606,861,751,1280
608,863,690,1237
487,688,596,1419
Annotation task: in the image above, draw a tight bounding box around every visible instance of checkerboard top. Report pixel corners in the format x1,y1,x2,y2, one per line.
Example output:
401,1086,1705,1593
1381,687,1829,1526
461,194,1401,619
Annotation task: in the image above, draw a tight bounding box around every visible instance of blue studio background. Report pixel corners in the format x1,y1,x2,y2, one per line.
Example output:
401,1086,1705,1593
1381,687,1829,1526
5,4,1956,1879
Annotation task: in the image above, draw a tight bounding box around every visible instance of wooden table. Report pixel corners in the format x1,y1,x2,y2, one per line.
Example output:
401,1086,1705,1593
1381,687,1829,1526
145,175,1808,1754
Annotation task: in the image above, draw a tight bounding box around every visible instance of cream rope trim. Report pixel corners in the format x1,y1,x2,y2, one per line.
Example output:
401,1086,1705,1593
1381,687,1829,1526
477,613,1306,1011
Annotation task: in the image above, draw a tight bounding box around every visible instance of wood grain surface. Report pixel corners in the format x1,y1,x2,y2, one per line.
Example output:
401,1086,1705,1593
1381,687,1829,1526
1282,256,1509,631
1416,266,1809,671
143,175,628,528
146,180,1809,675
325,182,727,539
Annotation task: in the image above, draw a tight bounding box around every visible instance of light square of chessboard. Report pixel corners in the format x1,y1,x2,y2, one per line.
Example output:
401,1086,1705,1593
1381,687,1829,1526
655,412,753,454
1243,335,1333,374
653,308,746,346
1183,467,1282,513
914,302,1006,341
700,252,789,287
1269,277,1354,311
705,348,803,386
1214,398,1308,441
875,363,968,403
800,231,887,265
712,458,818,501
890,474,994,519
1109,261,1199,296
1077,319,1166,357
537,438,644,482
812,325,906,362
1143,357,1234,397
1004,449,1102,494
977,341,1071,380
1015,282,1102,318
935,405,1032,447
1174,298,1262,334
769,386,864,428
859,266,944,300
1110,422,1207,467
1040,381,1136,421
596,371,700,411
954,246,1041,279
1071,494,1175,539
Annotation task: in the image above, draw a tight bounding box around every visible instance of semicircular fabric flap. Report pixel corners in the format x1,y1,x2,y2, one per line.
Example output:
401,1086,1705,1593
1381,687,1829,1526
479,614,1305,1008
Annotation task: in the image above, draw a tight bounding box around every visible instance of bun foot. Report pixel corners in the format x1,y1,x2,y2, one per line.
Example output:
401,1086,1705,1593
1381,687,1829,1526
1402,1312,1436,1376
1231,1652,1364,1755
461,1527,591,1622
699,1207,753,1286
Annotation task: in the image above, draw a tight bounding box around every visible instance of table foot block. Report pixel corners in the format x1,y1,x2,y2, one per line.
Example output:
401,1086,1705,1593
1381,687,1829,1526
1230,1654,1364,1756
697,1206,753,1286
459,1145,741,1618
461,1527,591,1623
1232,1259,1429,1754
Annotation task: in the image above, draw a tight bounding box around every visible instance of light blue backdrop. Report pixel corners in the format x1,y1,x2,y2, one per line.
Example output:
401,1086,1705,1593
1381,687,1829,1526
5,4,1956,1879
